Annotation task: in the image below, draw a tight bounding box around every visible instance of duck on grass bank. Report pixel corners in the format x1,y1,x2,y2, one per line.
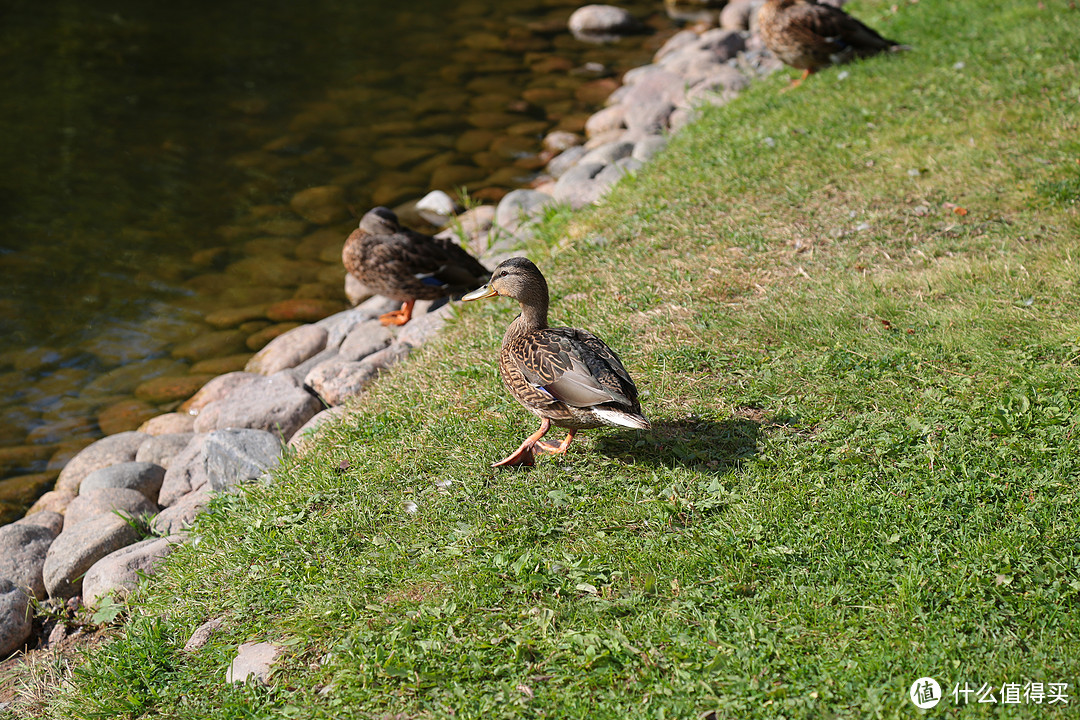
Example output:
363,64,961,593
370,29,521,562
758,0,909,90
463,257,649,468
342,206,490,326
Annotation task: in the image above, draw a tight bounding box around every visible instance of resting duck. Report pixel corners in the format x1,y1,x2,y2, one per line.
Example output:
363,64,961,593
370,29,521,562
462,257,649,467
758,0,908,89
342,206,490,326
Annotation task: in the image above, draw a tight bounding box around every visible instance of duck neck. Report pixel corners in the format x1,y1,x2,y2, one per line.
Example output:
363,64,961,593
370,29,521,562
503,297,548,346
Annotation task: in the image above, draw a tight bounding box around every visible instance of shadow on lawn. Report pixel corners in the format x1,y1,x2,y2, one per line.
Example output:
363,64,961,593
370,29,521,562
597,410,778,474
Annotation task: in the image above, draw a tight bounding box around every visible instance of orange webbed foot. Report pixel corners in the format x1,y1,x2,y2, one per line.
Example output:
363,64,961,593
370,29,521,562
492,445,536,468
378,299,416,326
534,430,577,456
492,418,551,469
780,69,813,92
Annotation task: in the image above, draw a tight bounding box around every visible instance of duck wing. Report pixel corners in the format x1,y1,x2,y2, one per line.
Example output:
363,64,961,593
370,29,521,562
510,328,636,409
420,232,491,291
357,229,488,294
789,1,896,58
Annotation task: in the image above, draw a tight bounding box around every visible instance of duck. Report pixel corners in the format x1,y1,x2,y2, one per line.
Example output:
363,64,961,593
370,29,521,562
758,0,908,89
462,257,649,468
342,206,490,326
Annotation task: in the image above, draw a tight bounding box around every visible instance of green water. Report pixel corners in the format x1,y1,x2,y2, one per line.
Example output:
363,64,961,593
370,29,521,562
0,0,672,517
0,0,424,346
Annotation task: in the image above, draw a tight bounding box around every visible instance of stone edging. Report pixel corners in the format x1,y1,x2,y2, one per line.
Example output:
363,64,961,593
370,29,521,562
0,1,785,658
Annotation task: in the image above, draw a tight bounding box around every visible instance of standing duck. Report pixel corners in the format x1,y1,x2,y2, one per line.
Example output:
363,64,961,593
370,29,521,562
462,257,649,468
758,0,908,89
342,206,490,326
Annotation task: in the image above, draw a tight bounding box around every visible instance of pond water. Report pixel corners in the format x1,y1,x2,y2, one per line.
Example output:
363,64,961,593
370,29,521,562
0,0,678,520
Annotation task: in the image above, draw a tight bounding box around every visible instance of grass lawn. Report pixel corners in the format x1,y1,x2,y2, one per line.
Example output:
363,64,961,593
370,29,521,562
5,0,1080,717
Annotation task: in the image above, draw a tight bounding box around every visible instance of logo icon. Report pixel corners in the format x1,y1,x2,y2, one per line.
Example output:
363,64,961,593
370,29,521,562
910,677,942,709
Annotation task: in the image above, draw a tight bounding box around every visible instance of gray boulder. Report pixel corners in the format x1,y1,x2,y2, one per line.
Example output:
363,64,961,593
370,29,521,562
304,358,381,408
568,5,638,42
192,373,322,441
43,513,142,599
151,489,212,536
594,157,643,188
653,29,699,61
280,347,340,387
245,324,328,375
632,135,669,163
344,273,374,307
184,372,262,415
136,432,197,469
358,344,411,372
657,29,746,86
397,304,456,349
15,510,64,536
0,578,32,657
415,189,460,226
82,535,179,605
315,307,375,349
0,522,56,599
553,162,608,209
158,429,282,507
688,65,752,105
541,130,581,154
583,105,627,138
546,146,588,179
63,488,159,531
338,321,393,362
580,140,635,167
495,189,558,234
719,0,757,31
625,98,676,134
137,411,196,435
80,462,166,504
55,431,149,495
617,68,687,126
288,406,348,451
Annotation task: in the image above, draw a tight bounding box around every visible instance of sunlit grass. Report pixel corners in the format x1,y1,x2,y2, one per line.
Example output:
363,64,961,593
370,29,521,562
6,1,1080,718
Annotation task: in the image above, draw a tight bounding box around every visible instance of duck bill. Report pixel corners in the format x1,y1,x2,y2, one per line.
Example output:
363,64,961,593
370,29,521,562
462,284,497,302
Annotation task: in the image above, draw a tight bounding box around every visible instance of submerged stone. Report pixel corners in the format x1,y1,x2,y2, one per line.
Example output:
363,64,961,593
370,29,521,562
98,398,159,436
171,330,249,363
134,374,216,404
265,298,346,323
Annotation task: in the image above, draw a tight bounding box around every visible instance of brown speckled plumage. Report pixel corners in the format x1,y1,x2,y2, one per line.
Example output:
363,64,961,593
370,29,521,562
462,257,649,467
758,0,906,87
342,206,489,325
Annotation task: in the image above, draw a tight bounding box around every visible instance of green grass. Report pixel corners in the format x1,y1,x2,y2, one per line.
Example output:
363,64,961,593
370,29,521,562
7,1,1080,717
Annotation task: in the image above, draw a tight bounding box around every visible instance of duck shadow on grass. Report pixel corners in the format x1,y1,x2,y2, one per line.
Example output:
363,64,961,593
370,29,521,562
596,412,782,475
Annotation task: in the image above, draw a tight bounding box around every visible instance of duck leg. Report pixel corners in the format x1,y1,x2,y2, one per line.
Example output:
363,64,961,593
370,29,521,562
493,418,551,468
535,429,577,456
782,68,813,92
379,299,416,327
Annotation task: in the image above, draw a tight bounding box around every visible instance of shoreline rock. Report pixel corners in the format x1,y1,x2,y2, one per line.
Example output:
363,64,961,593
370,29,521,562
0,7,784,657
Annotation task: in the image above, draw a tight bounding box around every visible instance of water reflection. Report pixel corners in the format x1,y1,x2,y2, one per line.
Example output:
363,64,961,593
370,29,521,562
0,0,674,520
